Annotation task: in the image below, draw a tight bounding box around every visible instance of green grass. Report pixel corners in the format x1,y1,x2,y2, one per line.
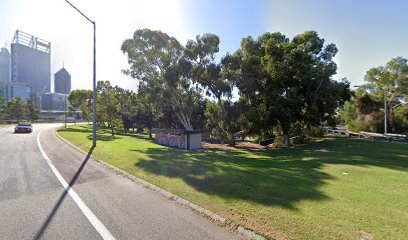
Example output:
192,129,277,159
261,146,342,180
58,125,408,240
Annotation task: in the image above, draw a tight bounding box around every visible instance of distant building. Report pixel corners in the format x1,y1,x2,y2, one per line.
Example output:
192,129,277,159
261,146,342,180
11,30,51,98
0,48,10,82
0,80,30,103
54,67,71,94
41,92,68,111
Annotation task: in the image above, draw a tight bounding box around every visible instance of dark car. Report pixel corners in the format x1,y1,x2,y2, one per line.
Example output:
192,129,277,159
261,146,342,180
14,123,33,133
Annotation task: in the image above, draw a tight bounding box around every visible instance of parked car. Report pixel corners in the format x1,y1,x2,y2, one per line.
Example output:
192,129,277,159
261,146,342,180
14,123,33,133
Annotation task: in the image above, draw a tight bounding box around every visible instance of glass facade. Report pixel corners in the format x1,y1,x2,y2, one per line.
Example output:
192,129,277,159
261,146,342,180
54,68,71,94
0,48,10,82
0,81,31,103
41,92,69,111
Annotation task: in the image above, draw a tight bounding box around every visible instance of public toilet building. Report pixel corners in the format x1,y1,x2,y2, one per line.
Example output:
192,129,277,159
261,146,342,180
153,129,202,150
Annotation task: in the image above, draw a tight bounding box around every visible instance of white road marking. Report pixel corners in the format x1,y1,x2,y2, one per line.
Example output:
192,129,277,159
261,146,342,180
37,129,116,240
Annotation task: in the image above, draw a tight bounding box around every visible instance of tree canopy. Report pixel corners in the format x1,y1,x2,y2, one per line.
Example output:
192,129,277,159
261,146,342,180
228,31,350,145
69,29,355,146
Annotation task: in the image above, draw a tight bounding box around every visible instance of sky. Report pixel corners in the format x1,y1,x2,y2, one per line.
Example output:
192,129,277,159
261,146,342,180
1,0,407,91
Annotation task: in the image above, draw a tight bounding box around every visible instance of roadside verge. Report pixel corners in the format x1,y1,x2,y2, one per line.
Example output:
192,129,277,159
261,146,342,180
53,128,266,240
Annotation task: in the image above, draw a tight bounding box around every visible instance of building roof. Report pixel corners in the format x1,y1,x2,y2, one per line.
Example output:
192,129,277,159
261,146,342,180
0,48,10,55
152,128,204,134
55,67,71,77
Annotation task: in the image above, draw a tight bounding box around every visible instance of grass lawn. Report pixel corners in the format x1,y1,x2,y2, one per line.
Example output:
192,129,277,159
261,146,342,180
58,125,408,240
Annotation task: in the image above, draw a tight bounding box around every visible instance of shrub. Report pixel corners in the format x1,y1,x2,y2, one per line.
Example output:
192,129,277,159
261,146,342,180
272,136,285,147
291,135,307,145
308,127,325,137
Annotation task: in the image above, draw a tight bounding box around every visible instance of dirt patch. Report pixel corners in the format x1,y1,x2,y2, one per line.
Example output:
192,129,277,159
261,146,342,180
314,148,331,153
202,141,266,151
218,208,291,240
357,230,374,240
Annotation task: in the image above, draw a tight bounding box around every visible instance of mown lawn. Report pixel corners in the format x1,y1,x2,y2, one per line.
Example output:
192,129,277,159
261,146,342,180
58,125,408,240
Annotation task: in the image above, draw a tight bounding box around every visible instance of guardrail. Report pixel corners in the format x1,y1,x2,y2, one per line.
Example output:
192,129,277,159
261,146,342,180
325,129,408,143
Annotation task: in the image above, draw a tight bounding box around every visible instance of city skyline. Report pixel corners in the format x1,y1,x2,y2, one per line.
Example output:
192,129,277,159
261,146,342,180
1,0,407,91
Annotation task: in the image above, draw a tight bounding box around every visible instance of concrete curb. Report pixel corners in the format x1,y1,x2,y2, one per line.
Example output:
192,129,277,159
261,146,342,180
53,128,266,240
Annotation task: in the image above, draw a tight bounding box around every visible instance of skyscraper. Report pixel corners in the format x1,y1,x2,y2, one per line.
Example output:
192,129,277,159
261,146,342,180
54,67,71,94
11,30,51,97
1,47,30,103
0,48,10,82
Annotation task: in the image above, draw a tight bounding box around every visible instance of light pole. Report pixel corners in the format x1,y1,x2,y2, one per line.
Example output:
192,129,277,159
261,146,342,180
64,81,67,128
383,89,387,135
65,0,96,147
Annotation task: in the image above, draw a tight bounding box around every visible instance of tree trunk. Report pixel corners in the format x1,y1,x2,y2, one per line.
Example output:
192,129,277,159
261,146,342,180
283,133,290,146
228,137,235,147
389,105,396,133
177,112,193,130
282,125,291,147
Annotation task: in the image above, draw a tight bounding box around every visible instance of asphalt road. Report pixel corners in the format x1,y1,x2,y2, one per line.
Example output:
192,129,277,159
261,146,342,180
0,123,241,240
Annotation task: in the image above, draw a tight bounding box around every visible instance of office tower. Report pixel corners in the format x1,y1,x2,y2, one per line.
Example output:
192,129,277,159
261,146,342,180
11,30,51,97
54,67,71,94
0,48,10,82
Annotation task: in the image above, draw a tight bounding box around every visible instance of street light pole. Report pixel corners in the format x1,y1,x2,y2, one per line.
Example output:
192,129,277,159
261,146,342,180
384,89,387,135
64,81,67,128
65,0,96,147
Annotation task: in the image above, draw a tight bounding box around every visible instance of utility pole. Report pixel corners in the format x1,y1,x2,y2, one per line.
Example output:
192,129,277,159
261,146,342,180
384,89,387,135
65,0,97,147
64,81,67,128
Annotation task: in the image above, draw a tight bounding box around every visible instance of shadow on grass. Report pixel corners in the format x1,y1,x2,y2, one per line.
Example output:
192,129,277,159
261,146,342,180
60,125,156,142
300,138,408,171
58,125,92,134
134,137,408,209
59,125,122,142
134,148,332,209
86,134,122,142
125,133,155,142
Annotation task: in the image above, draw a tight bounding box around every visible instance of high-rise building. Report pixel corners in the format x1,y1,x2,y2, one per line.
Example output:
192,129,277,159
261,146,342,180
41,92,68,111
11,30,51,98
0,81,30,103
0,48,10,82
54,67,71,94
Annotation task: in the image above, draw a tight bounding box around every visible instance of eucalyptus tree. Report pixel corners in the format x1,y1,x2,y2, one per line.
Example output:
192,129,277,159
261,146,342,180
122,29,194,130
69,89,93,122
185,33,238,137
363,57,408,132
96,81,121,135
230,31,349,145
114,86,138,132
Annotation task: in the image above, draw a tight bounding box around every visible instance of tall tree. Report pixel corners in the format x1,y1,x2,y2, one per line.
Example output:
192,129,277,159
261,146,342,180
96,81,121,136
5,97,28,122
69,89,93,123
186,34,235,138
121,29,219,130
231,31,349,145
26,98,40,121
114,86,138,133
364,57,408,132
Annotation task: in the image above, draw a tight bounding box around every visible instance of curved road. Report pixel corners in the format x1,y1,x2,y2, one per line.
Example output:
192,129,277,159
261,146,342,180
0,124,240,240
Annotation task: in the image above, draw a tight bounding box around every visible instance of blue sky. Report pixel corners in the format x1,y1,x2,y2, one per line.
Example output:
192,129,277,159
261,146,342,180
1,0,407,91
268,0,408,86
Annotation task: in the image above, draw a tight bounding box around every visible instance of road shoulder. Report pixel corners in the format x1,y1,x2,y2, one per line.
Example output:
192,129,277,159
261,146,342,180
53,128,264,240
